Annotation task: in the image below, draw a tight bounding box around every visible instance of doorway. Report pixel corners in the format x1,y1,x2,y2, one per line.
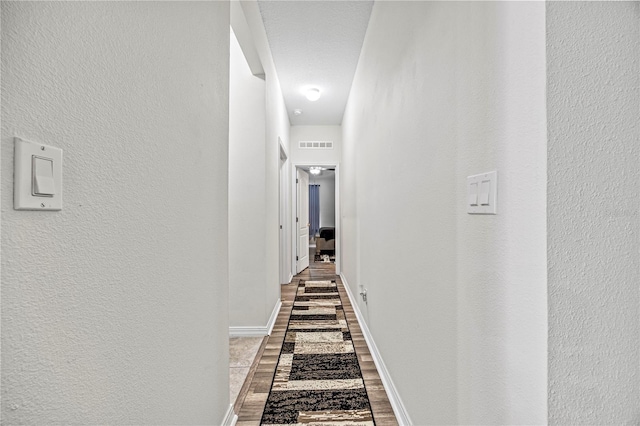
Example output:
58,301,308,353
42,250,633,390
292,164,340,276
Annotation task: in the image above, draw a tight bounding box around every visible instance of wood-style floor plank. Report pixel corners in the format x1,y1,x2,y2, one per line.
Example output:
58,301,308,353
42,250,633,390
235,260,398,425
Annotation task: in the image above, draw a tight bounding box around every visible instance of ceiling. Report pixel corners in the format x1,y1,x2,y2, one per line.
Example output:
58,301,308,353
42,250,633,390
257,1,374,126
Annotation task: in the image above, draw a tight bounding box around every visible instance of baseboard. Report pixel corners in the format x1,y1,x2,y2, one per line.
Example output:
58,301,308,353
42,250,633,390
221,403,237,426
229,298,282,337
340,273,413,426
228,326,267,337
281,273,294,285
266,298,282,335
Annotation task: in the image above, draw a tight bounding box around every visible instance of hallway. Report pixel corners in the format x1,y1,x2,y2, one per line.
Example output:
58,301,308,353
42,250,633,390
2,1,639,424
234,260,397,425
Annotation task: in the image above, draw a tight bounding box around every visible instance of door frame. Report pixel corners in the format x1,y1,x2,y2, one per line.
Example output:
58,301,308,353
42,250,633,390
295,168,311,273
278,139,291,285
290,162,341,277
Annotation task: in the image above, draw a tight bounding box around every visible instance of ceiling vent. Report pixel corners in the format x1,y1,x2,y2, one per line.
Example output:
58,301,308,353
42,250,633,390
299,141,333,150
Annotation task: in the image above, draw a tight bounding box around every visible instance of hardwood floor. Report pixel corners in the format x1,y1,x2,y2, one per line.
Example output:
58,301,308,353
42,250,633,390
235,258,398,425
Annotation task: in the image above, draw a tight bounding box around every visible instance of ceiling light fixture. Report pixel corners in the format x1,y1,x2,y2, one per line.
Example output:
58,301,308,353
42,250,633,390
293,109,303,116
309,167,322,175
305,88,321,102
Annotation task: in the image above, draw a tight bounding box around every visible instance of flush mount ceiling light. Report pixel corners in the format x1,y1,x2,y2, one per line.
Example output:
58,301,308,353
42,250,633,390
309,167,322,175
293,109,303,116
305,88,321,102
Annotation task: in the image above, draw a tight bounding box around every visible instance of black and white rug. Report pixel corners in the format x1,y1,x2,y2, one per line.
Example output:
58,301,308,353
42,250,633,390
260,280,375,425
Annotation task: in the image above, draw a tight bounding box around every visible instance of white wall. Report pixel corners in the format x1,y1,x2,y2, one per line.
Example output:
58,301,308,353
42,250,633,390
239,1,291,310
229,28,268,328
265,59,291,306
290,125,342,165
342,4,458,422
547,2,640,423
1,2,230,424
311,173,335,229
455,3,547,424
341,2,547,424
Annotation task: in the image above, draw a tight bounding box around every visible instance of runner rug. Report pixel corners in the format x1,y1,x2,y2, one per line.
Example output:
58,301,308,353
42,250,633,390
260,279,375,426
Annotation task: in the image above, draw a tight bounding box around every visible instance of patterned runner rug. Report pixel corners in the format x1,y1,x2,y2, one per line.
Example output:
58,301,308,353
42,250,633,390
260,280,375,426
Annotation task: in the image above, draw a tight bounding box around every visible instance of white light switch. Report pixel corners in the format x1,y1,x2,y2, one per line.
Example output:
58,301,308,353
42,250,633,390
14,137,63,211
479,180,491,205
468,183,479,206
467,171,497,214
33,156,56,196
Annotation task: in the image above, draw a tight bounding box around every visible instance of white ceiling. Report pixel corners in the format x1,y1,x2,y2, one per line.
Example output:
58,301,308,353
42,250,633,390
257,0,374,126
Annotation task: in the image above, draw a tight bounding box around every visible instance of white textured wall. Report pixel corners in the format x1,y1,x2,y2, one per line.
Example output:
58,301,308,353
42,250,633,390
455,3,547,424
265,68,291,312
547,2,640,424
239,1,291,316
341,2,547,423
342,4,459,422
229,28,269,328
1,2,230,424
290,125,342,165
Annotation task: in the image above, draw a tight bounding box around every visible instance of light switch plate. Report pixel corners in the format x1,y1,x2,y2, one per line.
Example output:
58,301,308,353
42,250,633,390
467,171,497,214
14,137,63,211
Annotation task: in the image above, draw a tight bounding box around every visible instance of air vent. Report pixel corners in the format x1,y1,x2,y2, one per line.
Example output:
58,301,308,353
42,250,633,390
299,141,333,150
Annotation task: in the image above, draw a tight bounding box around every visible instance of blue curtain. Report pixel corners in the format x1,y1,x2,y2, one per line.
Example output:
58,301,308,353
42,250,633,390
309,184,320,237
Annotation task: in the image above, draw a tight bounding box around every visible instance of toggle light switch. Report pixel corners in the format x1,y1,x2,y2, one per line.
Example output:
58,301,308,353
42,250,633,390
33,156,56,196
14,137,63,211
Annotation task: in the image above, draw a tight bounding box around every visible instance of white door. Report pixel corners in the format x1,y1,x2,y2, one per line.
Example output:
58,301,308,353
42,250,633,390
296,169,310,272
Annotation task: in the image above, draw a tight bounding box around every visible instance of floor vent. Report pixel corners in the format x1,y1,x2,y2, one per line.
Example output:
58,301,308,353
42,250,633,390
299,141,333,149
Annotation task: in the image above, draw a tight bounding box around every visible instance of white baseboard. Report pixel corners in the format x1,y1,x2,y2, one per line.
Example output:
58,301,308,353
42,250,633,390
229,298,282,337
221,403,237,426
340,273,413,426
228,326,267,337
280,273,294,285
266,298,282,335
